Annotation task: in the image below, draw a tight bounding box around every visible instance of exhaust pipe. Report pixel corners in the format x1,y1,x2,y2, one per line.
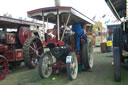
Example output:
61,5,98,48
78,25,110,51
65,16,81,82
54,0,61,6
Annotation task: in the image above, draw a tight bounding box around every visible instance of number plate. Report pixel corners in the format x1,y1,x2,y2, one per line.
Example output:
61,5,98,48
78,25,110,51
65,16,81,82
66,56,72,63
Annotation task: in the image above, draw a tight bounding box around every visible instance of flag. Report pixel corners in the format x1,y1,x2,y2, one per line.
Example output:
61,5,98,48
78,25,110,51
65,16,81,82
92,16,96,20
102,14,106,18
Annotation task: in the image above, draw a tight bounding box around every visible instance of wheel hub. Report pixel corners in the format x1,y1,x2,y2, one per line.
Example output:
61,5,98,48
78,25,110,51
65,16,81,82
35,50,39,56
71,61,76,69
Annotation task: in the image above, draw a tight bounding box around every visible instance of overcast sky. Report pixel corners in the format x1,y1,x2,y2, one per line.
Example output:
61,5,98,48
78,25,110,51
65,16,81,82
0,0,113,20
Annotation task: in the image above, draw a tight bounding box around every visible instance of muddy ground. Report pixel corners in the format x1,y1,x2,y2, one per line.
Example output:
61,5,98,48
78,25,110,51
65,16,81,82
1,47,128,85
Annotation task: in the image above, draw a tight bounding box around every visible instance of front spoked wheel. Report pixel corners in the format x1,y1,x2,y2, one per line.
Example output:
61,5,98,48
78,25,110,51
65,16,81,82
38,52,53,79
66,52,78,80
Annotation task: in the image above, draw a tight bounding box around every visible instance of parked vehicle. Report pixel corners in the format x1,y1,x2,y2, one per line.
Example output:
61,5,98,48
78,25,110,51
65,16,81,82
28,6,94,80
0,16,43,80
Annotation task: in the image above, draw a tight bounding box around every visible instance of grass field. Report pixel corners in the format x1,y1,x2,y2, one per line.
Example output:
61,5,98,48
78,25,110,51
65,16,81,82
1,47,128,85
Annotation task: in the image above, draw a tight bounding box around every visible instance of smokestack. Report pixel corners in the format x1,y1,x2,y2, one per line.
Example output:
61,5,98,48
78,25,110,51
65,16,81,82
54,0,61,6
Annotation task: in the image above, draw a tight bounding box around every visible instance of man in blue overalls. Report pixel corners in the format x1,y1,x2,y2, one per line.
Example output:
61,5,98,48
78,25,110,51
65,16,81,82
72,23,87,54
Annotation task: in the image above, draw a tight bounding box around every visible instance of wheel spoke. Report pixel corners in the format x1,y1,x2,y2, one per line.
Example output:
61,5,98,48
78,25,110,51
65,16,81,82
33,42,36,49
30,46,35,51
29,51,35,55
36,47,42,50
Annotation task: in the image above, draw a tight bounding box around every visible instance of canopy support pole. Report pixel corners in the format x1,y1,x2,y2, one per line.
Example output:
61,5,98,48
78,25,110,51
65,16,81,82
61,13,71,41
108,0,121,21
57,11,60,40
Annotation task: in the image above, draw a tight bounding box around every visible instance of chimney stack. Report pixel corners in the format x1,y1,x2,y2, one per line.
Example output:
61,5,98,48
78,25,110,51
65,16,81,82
54,0,61,6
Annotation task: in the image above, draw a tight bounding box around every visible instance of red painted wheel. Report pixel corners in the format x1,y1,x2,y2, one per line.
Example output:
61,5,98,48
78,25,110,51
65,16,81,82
23,37,44,69
0,55,8,80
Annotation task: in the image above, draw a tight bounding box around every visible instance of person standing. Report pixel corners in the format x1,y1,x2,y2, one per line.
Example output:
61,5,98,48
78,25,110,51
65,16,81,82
72,23,87,54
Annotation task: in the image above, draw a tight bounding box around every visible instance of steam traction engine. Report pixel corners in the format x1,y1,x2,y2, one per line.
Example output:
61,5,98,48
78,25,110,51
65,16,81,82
28,6,94,80
0,16,43,80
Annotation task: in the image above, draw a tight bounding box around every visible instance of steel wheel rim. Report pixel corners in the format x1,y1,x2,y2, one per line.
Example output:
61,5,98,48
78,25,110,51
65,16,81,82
42,53,52,78
70,54,78,79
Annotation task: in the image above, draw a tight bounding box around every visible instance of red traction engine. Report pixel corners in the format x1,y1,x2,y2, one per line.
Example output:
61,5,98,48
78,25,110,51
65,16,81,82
27,6,94,80
0,26,43,80
39,26,94,80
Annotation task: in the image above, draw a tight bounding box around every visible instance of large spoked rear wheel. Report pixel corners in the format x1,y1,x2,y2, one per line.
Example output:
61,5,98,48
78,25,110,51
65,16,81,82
23,37,43,69
113,47,121,82
66,52,78,80
82,41,94,70
38,52,53,79
0,55,8,80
